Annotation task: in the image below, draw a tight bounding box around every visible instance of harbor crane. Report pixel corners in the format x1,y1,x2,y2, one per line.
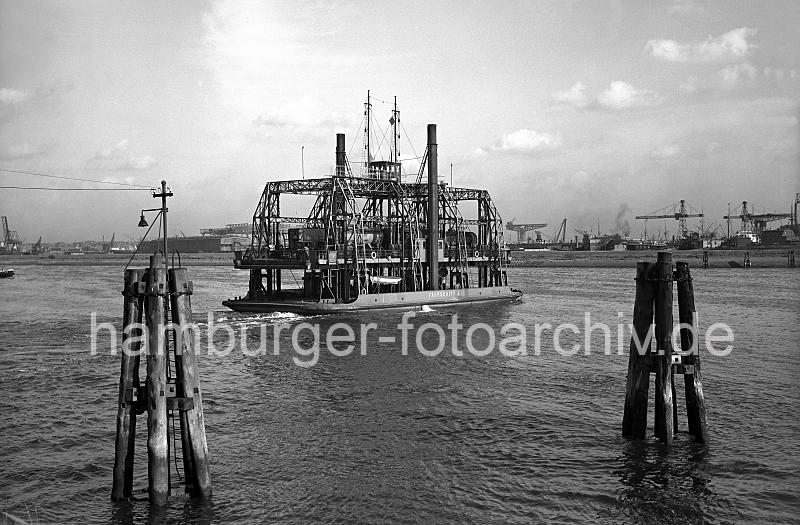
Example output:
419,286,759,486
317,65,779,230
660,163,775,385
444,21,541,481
102,232,115,254
548,218,572,249
506,218,548,243
1,216,21,255
635,199,703,239
30,236,42,255
723,201,792,236
551,218,567,244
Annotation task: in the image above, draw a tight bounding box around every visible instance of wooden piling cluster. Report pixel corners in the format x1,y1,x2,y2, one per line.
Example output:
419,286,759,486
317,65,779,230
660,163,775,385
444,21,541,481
744,251,751,268
622,252,708,446
112,256,211,505
789,250,796,268
701,250,709,269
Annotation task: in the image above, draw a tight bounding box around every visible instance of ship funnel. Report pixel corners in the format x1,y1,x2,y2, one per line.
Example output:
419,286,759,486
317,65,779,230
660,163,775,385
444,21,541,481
427,124,439,290
335,133,346,177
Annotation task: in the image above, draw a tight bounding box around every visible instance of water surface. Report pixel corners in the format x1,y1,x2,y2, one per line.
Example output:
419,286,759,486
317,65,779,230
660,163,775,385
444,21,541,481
1,263,798,523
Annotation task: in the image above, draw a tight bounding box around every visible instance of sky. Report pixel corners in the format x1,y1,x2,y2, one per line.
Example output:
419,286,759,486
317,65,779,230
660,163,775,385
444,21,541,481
1,0,798,243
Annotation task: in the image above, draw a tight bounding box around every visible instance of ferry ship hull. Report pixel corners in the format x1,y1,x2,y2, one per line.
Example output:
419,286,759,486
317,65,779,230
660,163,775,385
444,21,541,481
223,286,522,315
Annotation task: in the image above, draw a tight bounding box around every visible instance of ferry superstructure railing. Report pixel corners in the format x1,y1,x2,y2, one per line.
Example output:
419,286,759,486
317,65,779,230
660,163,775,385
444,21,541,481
390,179,423,291
337,176,368,296
245,181,509,253
440,190,469,286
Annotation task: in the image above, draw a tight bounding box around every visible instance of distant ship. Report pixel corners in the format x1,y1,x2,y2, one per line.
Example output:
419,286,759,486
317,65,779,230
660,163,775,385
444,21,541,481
507,242,550,252
622,238,668,251
223,95,522,314
138,224,251,253
732,229,759,247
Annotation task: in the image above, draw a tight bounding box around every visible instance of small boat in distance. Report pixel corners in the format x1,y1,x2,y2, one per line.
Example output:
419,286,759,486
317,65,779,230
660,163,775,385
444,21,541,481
223,94,522,315
0,268,15,278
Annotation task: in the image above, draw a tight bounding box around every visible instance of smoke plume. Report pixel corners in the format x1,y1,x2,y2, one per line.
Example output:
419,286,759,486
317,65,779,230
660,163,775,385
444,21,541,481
615,203,632,237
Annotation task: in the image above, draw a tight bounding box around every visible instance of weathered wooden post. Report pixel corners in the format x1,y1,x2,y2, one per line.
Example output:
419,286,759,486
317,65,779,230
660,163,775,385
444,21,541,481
789,250,796,269
744,251,751,268
653,252,675,445
112,183,212,505
702,250,709,269
622,262,655,439
112,269,145,500
675,262,709,444
623,253,710,447
169,267,212,498
145,256,170,506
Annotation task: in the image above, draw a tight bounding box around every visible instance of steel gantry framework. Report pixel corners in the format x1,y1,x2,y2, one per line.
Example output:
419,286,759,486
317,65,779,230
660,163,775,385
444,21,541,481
236,133,510,304
505,219,548,244
723,200,793,237
1,216,20,255
635,199,704,239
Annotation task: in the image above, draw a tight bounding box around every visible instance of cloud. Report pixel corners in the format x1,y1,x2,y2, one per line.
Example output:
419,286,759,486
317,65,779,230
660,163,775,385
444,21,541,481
651,144,682,159
251,97,357,142
553,81,662,111
0,88,31,105
570,170,590,187
465,147,487,159
96,139,129,159
0,142,49,160
0,83,70,124
646,27,756,63
253,98,336,130
466,128,562,159
763,67,798,81
679,77,701,94
87,139,157,171
719,62,757,88
552,82,589,108
119,155,157,171
597,81,662,109
667,0,703,17
496,129,562,152
680,61,768,94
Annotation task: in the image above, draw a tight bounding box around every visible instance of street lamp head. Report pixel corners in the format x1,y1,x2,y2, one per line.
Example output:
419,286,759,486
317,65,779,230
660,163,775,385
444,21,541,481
138,213,148,228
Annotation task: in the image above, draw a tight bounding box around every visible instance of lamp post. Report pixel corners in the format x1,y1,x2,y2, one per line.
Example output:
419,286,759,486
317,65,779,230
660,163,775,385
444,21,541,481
138,180,173,276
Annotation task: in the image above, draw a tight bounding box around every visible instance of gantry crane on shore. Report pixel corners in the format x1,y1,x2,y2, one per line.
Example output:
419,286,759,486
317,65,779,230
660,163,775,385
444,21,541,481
29,236,42,255
102,232,115,254
635,199,703,239
723,200,792,237
1,216,21,255
506,218,548,244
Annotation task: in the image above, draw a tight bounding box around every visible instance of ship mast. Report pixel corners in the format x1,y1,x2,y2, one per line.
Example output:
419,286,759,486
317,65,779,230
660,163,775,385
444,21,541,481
364,90,371,174
392,96,399,164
